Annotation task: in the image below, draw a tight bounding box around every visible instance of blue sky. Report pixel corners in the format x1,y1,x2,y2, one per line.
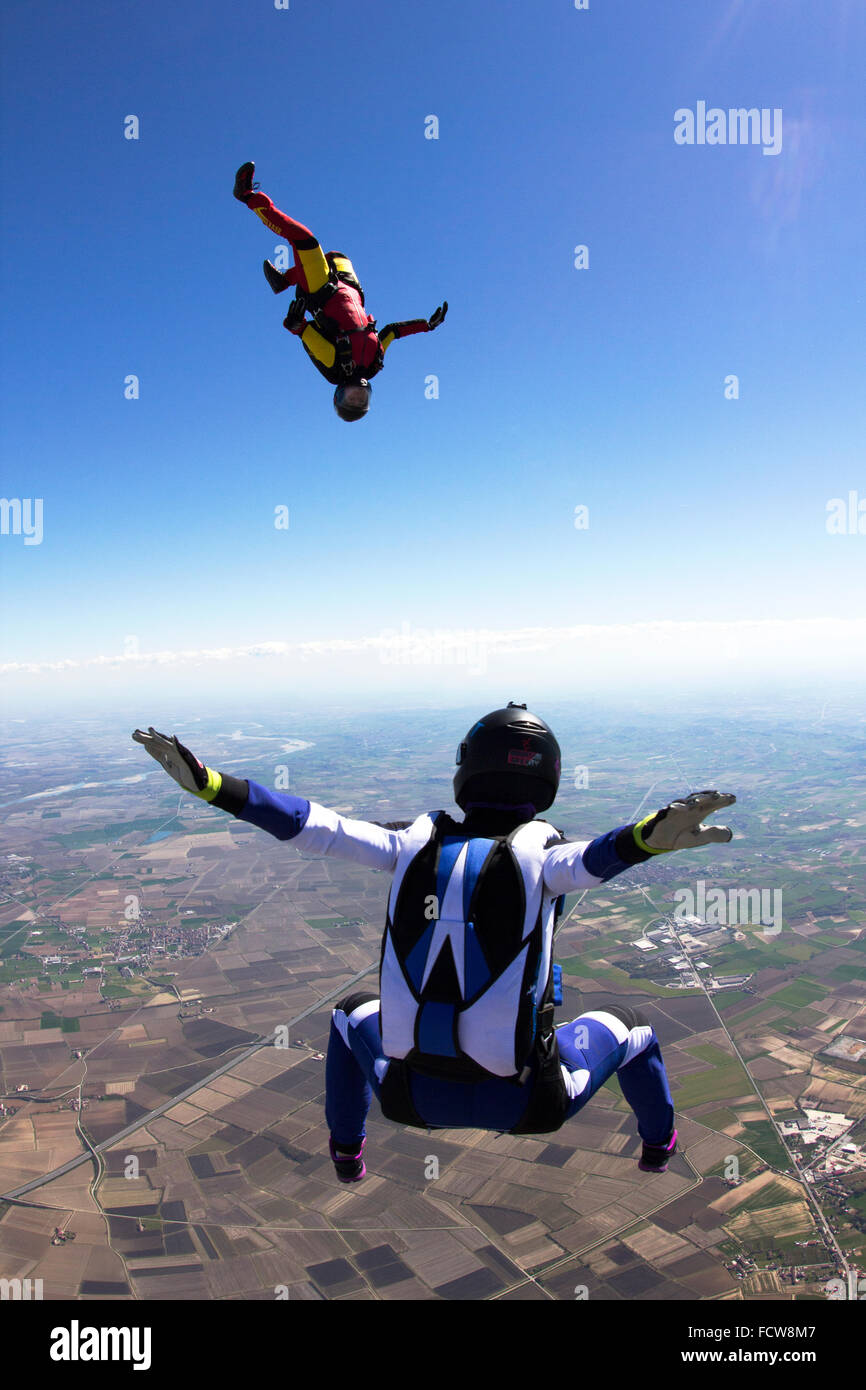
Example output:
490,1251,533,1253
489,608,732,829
1,0,864,710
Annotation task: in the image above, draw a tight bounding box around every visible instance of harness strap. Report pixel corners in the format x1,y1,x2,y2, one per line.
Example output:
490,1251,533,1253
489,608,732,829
379,1032,570,1135
332,333,357,380
509,1028,570,1135
295,282,380,381
297,260,369,322
379,1058,429,1129
297,265,340,315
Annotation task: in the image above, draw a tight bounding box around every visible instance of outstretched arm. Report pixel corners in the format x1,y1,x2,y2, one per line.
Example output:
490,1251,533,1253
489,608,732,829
543,790,736,895
132,728,403,872
379,301,448,354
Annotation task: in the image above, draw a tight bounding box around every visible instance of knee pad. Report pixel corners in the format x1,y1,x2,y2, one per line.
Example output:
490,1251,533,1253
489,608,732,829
333,990,378,1019
604,1003,650,1032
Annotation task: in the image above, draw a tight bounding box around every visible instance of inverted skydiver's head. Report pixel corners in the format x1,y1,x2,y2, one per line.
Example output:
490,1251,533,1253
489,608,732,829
333,379,371,422
453,702,561,816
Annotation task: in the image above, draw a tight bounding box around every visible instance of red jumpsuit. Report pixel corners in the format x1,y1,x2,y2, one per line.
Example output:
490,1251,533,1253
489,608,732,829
247,192,430,385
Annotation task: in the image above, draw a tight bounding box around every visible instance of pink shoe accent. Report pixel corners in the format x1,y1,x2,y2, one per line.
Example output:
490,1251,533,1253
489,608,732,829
638,1128,678,1173
329,1137,366,1183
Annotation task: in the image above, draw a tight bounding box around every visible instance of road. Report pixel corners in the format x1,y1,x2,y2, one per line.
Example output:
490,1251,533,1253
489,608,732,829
654,899,852,1284
0,960,377,1201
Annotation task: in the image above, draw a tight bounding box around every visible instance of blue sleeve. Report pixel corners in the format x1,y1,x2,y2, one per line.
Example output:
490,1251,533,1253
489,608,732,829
581,824,646,882
237,780,311,841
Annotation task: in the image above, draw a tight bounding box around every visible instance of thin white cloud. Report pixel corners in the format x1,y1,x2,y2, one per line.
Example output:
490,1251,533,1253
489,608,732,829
3,616,864,677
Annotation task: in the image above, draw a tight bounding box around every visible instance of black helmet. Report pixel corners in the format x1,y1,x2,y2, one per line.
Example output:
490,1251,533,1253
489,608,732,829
333,379,371,422
453,702,561,813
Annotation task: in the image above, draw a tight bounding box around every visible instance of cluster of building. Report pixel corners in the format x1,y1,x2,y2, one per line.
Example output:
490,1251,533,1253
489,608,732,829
15,914,238,988
177,1000,216,1019
819,1175,862,1215
724,1253,756,1280
778,1263,832,1285
110,916,235,965
820,1141,863,1176
780,1109,854,1148
628,916,754,992
0,852,34,882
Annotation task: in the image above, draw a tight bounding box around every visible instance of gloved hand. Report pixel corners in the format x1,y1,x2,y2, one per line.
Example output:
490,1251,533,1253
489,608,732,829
283,298,307,335
634,790,735,853
427,301,448,330
132,727,220,801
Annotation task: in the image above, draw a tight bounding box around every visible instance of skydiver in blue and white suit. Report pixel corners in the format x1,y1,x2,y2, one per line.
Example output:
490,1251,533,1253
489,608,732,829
133,705,735,1184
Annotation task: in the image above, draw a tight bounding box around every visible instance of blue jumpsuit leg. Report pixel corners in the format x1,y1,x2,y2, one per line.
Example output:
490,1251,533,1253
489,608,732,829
325,1002,675,1149
556,1010,674,1146
325,998,386,1148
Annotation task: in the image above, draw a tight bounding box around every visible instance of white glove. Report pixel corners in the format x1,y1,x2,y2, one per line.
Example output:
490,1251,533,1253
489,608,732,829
636,790,735,853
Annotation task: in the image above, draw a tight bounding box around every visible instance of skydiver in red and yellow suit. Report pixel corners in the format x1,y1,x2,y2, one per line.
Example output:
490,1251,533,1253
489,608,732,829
233,162,448,422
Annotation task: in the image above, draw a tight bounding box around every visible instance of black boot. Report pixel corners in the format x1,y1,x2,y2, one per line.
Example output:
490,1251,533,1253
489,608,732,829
638,1128,678,1173
263,259,292,294
233,161,258,202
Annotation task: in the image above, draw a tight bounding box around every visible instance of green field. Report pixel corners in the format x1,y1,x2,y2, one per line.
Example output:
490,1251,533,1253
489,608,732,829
40,1011,80,1032
673,1060,755,1109
732,1176,798,1213
739,1119,790,1168
42,818,170,850
832,964,866,982
766,978,827,1009
783,941,824,962
685,1043,738,1066
0,959,40,984
716,990,751,1012
727,1002,786,1025
695,1106,740,1131
788,1007,826,1028
0,922,32,959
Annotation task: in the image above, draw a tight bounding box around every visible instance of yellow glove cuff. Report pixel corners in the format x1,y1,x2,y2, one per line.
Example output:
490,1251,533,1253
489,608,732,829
633,813,669,855
194,767,223,803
